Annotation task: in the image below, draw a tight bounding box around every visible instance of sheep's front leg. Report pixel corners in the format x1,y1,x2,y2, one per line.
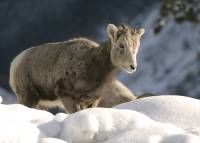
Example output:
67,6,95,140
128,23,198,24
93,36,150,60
60,97,85,113
73,97,102,112
76,102,88,111
60,96,78,113
75,104,83,111
74,102,92,111
90,97,102,108
54,83,79,113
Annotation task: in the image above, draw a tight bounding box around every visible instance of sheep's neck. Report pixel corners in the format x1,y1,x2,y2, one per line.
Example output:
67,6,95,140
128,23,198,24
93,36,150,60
99,39,112,60
93,39,116,81
98,39,113,66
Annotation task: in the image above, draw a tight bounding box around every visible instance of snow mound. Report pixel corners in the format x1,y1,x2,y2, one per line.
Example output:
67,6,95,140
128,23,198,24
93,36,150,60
38,138,68,143
0,102,67,143
60,108,186,143
0,95,200,143
115,95,200,129
0,120,43,143
0,104,54,123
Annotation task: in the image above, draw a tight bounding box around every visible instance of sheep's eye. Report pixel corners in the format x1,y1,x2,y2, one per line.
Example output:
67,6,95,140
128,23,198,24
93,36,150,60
119,44,124,49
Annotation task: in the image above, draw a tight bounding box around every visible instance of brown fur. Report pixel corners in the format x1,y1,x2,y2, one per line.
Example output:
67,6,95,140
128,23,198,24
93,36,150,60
36,79,136,112
98,79,136,108
9,24,144,113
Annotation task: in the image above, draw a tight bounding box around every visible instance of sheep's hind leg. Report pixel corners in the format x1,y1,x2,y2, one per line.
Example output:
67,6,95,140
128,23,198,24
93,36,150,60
17,93,39,108
90,99,101,107
14,77,41,108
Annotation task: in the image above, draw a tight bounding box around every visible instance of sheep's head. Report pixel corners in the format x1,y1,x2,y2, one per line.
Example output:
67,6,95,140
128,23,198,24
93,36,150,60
107,24,145,73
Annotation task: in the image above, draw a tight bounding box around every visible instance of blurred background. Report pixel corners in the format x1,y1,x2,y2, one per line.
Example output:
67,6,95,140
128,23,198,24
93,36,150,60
0,0,200,102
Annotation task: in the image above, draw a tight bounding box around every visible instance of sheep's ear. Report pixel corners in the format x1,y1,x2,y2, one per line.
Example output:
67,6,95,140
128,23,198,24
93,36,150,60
138,28,145,37
107,24,118,41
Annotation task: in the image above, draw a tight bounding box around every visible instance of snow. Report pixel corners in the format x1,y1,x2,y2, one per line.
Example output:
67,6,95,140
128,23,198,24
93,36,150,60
38,138,68,143
0,103,54,123
0,95,200,143
0,120,43,143
115,95,200,129
60,108,185,143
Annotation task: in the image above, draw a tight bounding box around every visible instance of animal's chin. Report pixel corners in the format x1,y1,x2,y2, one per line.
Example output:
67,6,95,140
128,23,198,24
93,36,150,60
122,67,136,73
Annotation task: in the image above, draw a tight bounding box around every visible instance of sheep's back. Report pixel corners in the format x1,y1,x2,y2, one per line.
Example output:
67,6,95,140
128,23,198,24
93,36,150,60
10,38,100,99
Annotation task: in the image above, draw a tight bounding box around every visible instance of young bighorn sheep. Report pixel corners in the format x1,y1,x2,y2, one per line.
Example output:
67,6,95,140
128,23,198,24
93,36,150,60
9,24,144,113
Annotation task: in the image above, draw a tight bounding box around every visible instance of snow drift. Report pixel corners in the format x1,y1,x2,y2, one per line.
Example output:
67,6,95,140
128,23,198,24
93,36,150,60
0,95,200,143
115,95,200,129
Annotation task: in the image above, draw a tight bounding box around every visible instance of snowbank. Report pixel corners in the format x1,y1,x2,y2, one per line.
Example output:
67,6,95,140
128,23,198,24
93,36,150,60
0,95,200,143
115,95,200,129
60,108,186,143
38,138,68,143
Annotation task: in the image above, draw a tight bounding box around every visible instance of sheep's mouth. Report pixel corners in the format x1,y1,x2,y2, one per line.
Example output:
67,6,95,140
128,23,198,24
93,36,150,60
121,66,136,73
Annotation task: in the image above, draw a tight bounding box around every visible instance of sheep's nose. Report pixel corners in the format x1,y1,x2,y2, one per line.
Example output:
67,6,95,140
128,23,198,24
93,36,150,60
130,65,136,70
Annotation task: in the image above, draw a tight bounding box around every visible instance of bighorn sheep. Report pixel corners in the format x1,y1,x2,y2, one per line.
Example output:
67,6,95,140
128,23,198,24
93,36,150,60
9,24,145,113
